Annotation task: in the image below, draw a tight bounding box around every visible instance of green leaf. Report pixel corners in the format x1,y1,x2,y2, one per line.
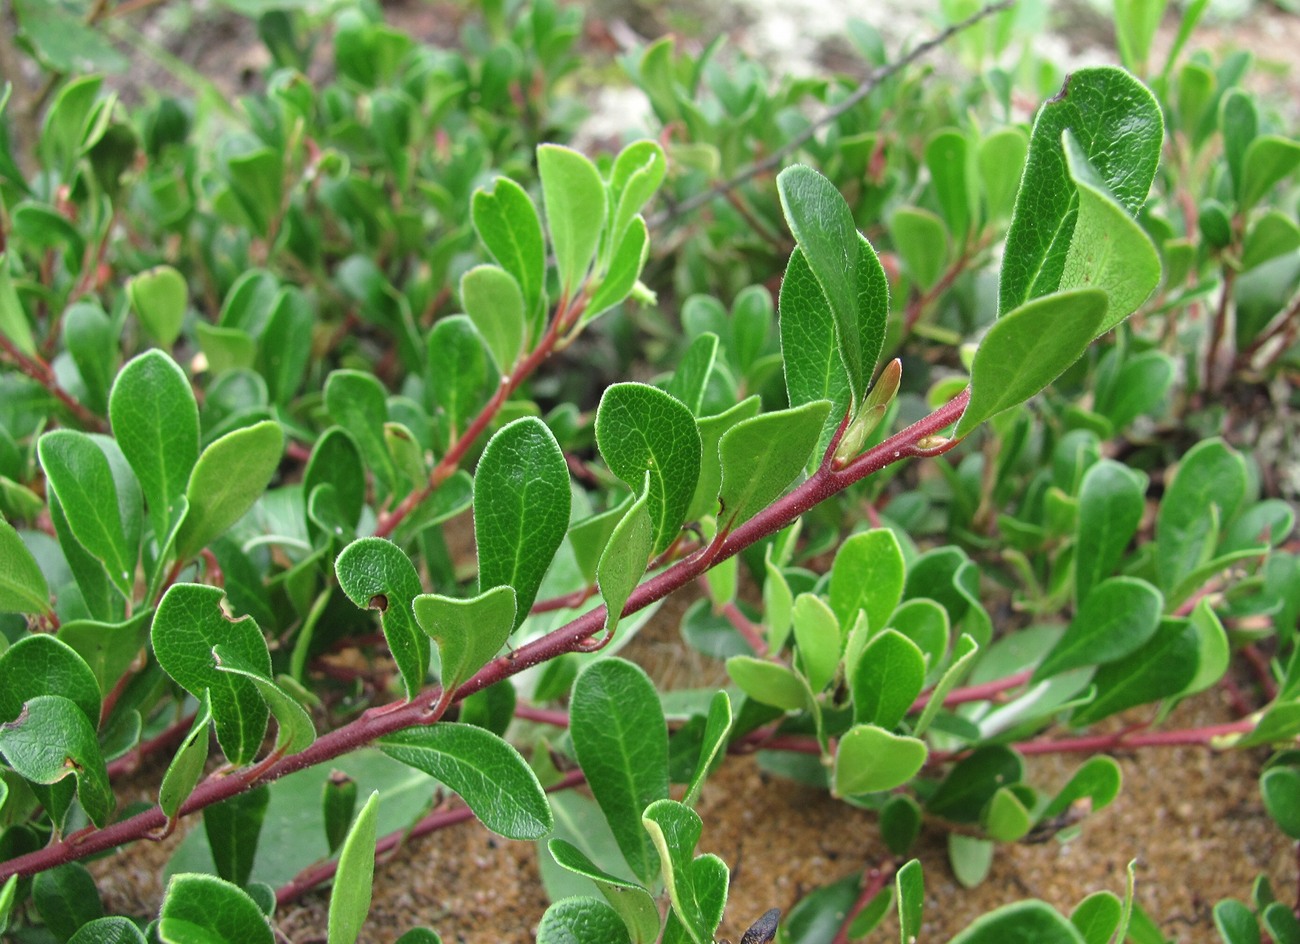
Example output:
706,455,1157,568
1114,0,1166,70
0,694,114,826
983,786,1033,841
1034,577,1163,681
110,350,200,543
538,144,607,299
258,288,313,405
913,634,980,737
832,724,926,796
999,67,1162,315
778,248,851,465
0,252,37,358
927,746,1023,823
949,834,994,888
687,396,761,522
378,723,553,840
67,917,149,944
880,797,922,858
1221,89,1258,201
1241,135,1300,213
792,592,840,693
548,840,660,944
158,874,274,944
1043,755,1122,820
925,129,973,239
641,799,728,944
1070,619,1200,726
979,127,1029,224
128,265,188,348
204,785,270,887
851,629,925,730
426,316,494,449
896,858,924,943
325,370,397,496
1058,132,1161,332
1183,597,1229,696
64,301,116,414
1071,891,1123,944
0,518,51,614
1214,900,1261,944
665,334,719,418
949,900,1085,944
153,584,271,766
571,658,668,884
335,538,428,701
597,482,653,638
412,586,515,703
1155,438,1247,592
608,140,666,251
174,420,283,560
956,289,1109,437
196,323,256,374
212,645,316,755
683,691,732,808
34,863,103,941
472,177,547,338
777,165,889,406
328,790,379,944
726,656,808,711
1074,459,1145,603
1243,210,1300,271
595,383,701,555
1264,904,1300,944
474,417,571,625
322,771,358,855
38,430,137,598
536,897,632,944
829,529,905,635
461,264,526,373
718,401,830,529
587,218,649,322
159,692,214,820
1262,766,1300,840
889,207,949,291
0,633,100,727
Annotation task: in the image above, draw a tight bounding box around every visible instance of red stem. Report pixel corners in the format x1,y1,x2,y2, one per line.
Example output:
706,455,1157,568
0,388,971,883
909,668,1033,714
831,863,895,944
0,334,107,432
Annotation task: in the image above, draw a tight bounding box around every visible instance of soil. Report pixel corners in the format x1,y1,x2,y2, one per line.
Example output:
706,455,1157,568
74,0,1300,942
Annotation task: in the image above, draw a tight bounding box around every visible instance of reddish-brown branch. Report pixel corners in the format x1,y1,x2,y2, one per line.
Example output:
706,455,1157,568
513,705,570,728
831,862,896,944
0,387,972,883
1240,644,1279,703
1010,719,1255,755
0,334,107,432
1204,263,1237,395
909,668,1033,714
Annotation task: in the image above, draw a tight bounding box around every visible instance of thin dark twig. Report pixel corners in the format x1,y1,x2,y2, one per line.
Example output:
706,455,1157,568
646,0,1017,229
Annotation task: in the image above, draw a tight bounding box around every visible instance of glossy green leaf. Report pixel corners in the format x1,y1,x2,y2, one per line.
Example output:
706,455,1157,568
325,370,397,495
472,177,547,337
889,207,948,291
128,265,188,348
1155,438,1247,592
833,723,926,796
0,633,100,729
949,900,1085,944
0,694,113,826
980,127,1029,224
588,218,650,322
851,629,925,730
726,656,808,711
925,129,973,239
1114,0,1165,70
571,658,668,884
1240,132,1300,209
880,796,922,858
67,917,149,944
48,493,118,622
1058,132,1162,331
777,165,888,406
196,323,256,374
461,264,525,373
34,862,103,941
1261,766,1300,840
1183,598,1229,696
158,874,274,944
258,288,313,405
687,396,761,522
1213,900,1261,944
956,289,1108,437
204,784,269,887
56,610,151,697
548,840,660,944
536,896,632,944
829,529,905,636
64,301,116,414
1071,891,1123,944
1000,67,1162,315
1043,755,1122,820
683,691,732,808
665,333,719,418
1034,577,1162,681
304,427,366,541
718,400,830,529
378,723,553,840
1243,209,1300,271
0,252,37,357
1075,458,1145,603
153,584,270,766
328,790,379,944
426,315,495,448
608,139,666,251
1071,619,1200,726
538,144,607,299
1263,904,1300,944
38,430,137,598
322,771,358,855
0,874,15,937
0,518,51,614
174,420,283,560
159,692,213,820
110,350,200,543
928,746,1023,823
914,633,980,737
412,585,515,703
641,799,728,944
474,417,570,624
983,786,1032,841
896,858,924,943
335,537,428,701
792,592,840,693
779,248,850,462
595,383,701,555
212,645,315,755
597,482,653,638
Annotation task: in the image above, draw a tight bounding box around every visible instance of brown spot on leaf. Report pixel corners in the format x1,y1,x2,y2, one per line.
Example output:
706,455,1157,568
369,594,389,611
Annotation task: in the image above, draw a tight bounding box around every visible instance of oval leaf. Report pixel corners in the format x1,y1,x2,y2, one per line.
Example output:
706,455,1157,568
174,420,283,560
335,537,429,700
833,724,926,796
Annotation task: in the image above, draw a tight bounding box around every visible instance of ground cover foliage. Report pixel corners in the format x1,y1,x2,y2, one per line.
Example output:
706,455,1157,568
0,0,1299,941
